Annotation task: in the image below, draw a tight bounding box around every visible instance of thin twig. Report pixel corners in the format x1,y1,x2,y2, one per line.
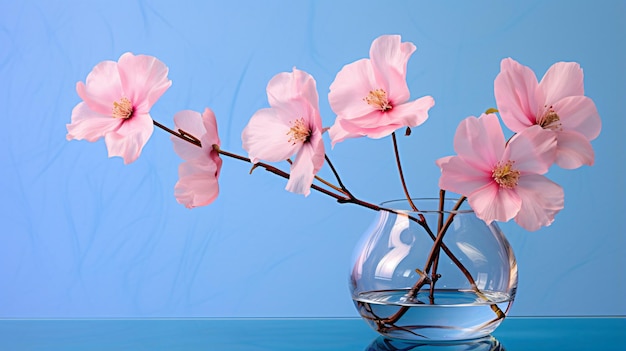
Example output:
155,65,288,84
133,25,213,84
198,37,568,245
286,158,347,195
153,120,202,147
391,132,419,213
214,147,395,214
324,154,355,198
428,190,446,302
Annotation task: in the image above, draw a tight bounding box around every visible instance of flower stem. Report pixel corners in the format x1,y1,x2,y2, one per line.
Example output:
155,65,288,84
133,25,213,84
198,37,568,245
423,196,466,274
153,119,202,147
215,147,379,209
391,132,420,214
323,154,355,198
410,196,467,296
428,190,446,301
288,156,351,197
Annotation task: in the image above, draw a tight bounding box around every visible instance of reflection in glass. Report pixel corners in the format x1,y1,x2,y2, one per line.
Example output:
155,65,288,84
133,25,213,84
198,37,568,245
365,335,505,351
375,214,412,280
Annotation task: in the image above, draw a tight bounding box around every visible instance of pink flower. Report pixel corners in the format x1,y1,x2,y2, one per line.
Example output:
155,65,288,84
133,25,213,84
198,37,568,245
241,68,324,196
171,108,222,208
494,58,601,169
66,52,172,164
436,114,564,231
328,34,434,145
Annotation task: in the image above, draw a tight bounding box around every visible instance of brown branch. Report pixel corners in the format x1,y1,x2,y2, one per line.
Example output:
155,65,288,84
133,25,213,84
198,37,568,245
428,190,446,302
391,132,419,213
153,120,202,147
323,154,354,198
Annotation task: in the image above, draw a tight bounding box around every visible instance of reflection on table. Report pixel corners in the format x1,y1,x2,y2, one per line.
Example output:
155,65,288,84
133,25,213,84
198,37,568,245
366,335,503,351
0,317,623,350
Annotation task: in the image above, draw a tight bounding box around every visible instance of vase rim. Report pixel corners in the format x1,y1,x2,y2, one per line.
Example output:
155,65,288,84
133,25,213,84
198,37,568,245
379,198,474,214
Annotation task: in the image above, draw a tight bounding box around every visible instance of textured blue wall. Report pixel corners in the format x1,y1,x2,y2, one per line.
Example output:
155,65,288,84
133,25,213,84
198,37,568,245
1,0,624,317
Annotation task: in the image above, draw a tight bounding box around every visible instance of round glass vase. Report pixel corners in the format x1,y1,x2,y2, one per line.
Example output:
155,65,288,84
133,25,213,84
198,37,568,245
349,198,518,341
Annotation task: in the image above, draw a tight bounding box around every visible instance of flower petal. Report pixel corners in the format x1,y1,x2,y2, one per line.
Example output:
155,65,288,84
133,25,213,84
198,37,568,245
174,161,220,209
117,52,172,113
453,114,504,173
538,61,584,104
505,125,556,175
66,102,122,142
554,130,596,169
469,183,521,224
435,155,453,169
200,108,222,168
369,34,415,103
104,113,154,164
494,58,540,132
513,174,564,231
172,110,208,162
329,58,378,119
391,95,434,128
335,109,392,134
327,121,354,147
307,130,325,174
76,60,123,115
241,107,300,164
286,148,315,196
330,96,433,143
438,155,492,197
342,121,406,140
286,133,324,196
171,108,222,208
267,68,319,115
553,95,601,141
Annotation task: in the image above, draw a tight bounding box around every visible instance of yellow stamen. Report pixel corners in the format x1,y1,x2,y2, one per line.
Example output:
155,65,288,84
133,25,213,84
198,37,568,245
112,97,133,119
538,107,562,131
492,160,520,189
364,89,392,111
287,118,311,145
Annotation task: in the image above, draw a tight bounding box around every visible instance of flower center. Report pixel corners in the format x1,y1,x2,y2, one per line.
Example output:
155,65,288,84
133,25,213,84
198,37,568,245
538,106,562,131
112,97,134,119
287,118,311,145
492,160,520,189
364,89,392,112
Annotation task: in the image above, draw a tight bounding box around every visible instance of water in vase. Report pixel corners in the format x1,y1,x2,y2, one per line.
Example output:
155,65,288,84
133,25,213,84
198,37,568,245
353,289,513,341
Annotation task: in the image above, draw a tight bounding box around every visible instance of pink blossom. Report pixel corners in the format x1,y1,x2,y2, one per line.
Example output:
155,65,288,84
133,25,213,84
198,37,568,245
328,34,434,146
494,58,601,169
66,52,172,164
171,108,222,208
241,68,324,196
436,114,564,231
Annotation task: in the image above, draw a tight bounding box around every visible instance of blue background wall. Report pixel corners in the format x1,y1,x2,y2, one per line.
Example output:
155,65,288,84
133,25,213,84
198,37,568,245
1,0,624,318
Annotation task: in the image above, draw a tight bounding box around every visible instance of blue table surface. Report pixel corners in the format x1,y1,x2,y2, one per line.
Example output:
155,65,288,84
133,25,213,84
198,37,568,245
0,317,624,350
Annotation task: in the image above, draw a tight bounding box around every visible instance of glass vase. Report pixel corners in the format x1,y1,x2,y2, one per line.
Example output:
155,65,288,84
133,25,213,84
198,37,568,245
349,198,518,341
